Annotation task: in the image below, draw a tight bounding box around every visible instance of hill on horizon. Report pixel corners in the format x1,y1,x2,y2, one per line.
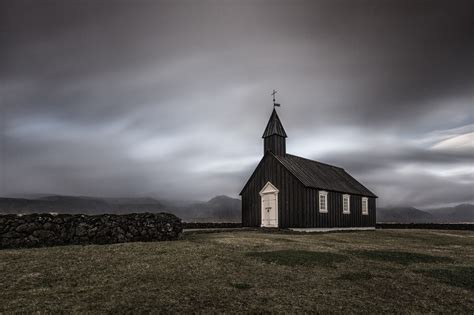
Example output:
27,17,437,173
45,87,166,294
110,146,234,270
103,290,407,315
376,207,435,223
377,204,474,223
0,194,242,222
423,204,474,223
0,194,472,223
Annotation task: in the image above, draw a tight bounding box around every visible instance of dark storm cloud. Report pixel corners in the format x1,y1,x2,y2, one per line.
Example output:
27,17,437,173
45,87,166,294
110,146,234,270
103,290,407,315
318,146,474,174
316,143,474,207
1,0,473,206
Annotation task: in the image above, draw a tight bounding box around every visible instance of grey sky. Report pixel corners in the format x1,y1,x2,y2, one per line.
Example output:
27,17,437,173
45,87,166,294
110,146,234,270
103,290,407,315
1,0,473,207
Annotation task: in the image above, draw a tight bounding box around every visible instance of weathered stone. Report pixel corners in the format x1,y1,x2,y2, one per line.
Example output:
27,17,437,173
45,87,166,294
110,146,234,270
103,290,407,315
15,223,36,233
0,212,182,249
33,230,55,239
87,227,98,237
28,235,40,243
116,227,125,235
2,231,22,238
43,222,53,230
75,223,89,237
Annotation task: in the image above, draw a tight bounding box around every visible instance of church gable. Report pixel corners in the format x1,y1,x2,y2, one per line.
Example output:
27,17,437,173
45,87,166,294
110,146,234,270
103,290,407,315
240,152,306,227
239,152,300,196
259,181,279,195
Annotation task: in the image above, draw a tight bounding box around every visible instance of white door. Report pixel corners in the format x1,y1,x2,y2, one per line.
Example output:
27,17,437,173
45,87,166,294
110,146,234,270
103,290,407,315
259,182,279,227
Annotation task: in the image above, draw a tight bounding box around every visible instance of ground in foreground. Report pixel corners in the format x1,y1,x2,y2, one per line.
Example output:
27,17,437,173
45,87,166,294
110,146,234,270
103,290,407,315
1,229,473,313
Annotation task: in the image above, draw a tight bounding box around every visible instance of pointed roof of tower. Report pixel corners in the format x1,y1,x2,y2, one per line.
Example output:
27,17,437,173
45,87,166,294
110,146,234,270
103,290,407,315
262,108,287,138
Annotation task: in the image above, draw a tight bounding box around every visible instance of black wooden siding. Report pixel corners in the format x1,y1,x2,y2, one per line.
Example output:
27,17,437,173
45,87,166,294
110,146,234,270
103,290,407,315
264,135,286,156
242,154,376,228
304,189,376,228
241,153,305,227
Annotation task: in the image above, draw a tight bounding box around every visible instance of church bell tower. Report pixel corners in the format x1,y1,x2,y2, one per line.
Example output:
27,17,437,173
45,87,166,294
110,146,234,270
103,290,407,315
262,108,287,156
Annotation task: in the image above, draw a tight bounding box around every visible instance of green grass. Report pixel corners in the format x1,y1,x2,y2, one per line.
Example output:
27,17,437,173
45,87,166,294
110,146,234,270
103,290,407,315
416,266,474,290
338,271,374,281
230,282,253,290
0,229,473,313
246,250,347,267
348,250,454,265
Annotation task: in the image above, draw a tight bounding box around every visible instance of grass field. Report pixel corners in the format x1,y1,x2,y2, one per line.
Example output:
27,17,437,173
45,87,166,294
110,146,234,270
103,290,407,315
1,229,473,313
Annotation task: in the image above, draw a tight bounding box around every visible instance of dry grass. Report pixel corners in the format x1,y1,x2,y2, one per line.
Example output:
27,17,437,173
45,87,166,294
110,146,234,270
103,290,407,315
0,229,473,313
347,249,455,265
246,250,347,267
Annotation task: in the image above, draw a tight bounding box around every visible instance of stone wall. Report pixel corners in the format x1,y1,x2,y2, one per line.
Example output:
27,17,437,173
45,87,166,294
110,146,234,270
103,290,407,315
0,212,183,249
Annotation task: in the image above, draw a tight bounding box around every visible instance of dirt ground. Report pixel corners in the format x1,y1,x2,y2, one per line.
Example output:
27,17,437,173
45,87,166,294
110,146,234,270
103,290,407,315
1,229,473,313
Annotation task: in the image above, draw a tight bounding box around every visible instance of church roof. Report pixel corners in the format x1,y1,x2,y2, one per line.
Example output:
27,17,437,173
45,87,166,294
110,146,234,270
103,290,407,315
262,108,287,138
273,154,377,197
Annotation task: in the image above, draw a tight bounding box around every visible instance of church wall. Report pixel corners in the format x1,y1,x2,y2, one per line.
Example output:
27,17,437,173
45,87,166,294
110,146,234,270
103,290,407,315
241,154,306,228
304,188,376,228
241,154,377,228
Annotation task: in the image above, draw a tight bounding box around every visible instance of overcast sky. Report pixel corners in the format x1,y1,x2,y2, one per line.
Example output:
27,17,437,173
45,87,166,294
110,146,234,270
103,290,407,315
1,0,473,207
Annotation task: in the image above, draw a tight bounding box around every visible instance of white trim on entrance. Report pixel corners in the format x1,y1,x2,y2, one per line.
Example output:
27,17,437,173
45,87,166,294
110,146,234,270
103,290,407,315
259,182,279,228
259,181,279,195
290,227,375,233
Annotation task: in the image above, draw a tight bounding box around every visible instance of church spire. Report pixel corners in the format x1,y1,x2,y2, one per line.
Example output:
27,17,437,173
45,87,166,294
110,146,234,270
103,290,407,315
262,108,287,138
262,108,287,156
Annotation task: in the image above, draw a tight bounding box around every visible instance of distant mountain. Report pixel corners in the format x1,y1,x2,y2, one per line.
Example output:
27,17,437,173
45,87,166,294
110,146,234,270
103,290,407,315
0,194,241,222
377,204,474,223
424,204,474,223
0,195,166,215
377,207,435,223
178,195,241,222
104,197,164,205
1,194,471,224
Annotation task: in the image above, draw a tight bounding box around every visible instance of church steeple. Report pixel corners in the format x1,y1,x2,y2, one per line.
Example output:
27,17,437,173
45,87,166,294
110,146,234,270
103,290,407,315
262,108,287,156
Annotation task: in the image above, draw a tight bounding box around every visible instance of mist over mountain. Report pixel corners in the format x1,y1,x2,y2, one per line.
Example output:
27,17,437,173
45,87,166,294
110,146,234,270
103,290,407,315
0,195,241,222
1,194,472,223
0,196,112,215
180,195,241,222
424,204,474,223
377,204,474,223
376,207,435,223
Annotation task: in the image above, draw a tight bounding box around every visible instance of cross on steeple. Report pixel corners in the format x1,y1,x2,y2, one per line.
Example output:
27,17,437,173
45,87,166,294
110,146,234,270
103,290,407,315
271,89,281,107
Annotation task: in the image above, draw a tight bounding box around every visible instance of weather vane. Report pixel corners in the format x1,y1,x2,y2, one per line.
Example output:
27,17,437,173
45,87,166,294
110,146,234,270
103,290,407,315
271,89,280,107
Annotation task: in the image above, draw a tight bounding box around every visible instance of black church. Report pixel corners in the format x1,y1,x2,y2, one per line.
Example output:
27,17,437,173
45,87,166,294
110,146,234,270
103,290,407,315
240,105,377,230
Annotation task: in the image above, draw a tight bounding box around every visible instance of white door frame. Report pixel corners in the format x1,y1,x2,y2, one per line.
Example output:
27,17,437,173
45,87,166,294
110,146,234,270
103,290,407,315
259,181,279,228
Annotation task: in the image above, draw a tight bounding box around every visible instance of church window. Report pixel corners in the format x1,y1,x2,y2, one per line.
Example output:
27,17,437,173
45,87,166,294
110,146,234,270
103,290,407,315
319,191,328,213
343,194,350,214
362,197,368,215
